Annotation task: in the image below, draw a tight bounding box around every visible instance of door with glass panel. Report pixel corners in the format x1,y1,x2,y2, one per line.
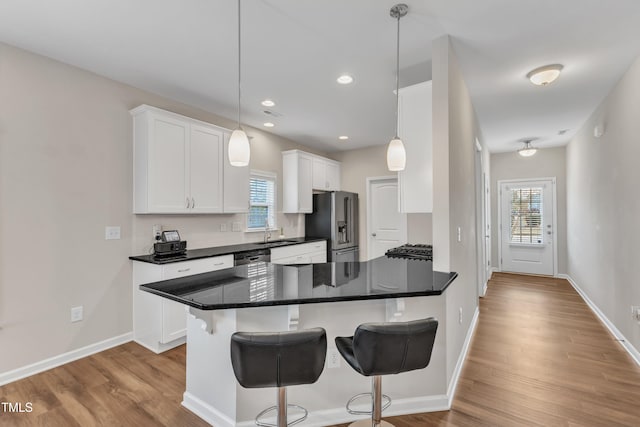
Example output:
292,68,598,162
499,179,555,275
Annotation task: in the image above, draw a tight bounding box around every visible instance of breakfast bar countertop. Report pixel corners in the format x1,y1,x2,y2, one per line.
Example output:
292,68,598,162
139,256,457,310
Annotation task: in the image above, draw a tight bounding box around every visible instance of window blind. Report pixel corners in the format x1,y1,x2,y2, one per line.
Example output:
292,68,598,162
509,187,543,244
248,173,276,230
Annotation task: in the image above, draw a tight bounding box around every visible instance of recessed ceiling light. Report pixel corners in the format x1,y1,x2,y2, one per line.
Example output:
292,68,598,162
337,74,354,85
261,99,275,107
527,64,563,86
263,122,275,128
338,136,349,140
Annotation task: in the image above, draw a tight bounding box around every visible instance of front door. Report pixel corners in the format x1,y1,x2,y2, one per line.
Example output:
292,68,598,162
499,179,555,275
367,177,407,260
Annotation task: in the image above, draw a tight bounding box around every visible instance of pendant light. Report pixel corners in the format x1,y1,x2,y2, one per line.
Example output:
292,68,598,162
386,3,408,172
228,0,250,167
518,139,538,157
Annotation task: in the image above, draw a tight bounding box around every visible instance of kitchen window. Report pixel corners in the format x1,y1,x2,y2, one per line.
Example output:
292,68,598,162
248,171,277,231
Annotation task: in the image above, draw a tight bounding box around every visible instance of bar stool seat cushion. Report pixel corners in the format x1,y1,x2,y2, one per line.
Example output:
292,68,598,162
231,327,327,389
335,318,438,377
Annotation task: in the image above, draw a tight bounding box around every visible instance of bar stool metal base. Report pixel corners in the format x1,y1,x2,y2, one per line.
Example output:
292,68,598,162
348,420,394,427
255,386,308,427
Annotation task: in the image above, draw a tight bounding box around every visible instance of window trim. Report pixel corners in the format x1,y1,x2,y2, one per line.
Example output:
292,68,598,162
246,170,278,232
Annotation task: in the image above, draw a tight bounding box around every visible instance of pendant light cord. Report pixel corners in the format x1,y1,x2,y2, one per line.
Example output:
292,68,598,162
394,12,400,139
237,0,242,127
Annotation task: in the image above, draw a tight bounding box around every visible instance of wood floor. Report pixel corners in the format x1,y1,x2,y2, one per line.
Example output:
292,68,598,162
2,273,640,426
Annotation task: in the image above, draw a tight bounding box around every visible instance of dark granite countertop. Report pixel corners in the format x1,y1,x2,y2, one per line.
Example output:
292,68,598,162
140,257,457,310
129,237,326,264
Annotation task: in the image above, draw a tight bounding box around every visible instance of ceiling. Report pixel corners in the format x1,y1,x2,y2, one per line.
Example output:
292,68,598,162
1,1,640,154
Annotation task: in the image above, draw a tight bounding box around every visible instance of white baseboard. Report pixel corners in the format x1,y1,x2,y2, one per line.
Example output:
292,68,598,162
185,392,450,427
183,392,236,427
446,306,480,407
558,274,640,366
0,332,133,386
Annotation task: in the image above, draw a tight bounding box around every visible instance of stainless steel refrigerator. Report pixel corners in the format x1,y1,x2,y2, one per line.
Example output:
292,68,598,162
305,191,359,262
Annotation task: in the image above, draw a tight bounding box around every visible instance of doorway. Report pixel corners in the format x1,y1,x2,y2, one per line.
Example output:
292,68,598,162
498,178,557,276
366,176,407,260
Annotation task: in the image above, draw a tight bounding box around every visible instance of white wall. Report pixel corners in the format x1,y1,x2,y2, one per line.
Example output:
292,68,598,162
566,56,640,353
333,145,432,261
0,42,326,375
432,35,481,384
490,147,567,274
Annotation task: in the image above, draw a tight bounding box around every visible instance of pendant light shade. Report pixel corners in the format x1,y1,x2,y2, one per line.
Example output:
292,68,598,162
228,0,250,167
387,4,408,172
387,137,406,171
229,128,250,166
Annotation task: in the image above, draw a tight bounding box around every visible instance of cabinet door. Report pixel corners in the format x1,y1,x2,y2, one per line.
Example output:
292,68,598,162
148,114,189,213
223,132,250,213
326,162,341,191
159,256,233,344
298,154,313,213
161,300,187,344
312,157,326,190
189,124,223,213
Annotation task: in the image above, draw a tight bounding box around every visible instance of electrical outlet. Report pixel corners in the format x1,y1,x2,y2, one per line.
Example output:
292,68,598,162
232,222,242,232
459,307,463,324
71,306,83,323
105,226,121,240
152,224,163,240
327,348,341,368
220,223,228,232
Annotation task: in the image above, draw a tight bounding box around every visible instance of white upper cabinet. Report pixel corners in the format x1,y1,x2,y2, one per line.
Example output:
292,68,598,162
282,150,313,213
223,133,250,213
283,150,341,213
397,81,433,213
189,124,223,213
312,157,341,191
132,105,246,214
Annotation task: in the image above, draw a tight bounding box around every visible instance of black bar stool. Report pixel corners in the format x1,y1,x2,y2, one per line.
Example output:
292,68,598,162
230,327,327,427
335,318,438,427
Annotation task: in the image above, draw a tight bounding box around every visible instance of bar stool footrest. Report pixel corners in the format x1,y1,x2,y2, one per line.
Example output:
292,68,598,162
256,404,308,427
346,392,392,415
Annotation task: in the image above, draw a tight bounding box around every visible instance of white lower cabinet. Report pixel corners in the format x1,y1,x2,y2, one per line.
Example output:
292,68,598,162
270,241,327,264
133,255,233,353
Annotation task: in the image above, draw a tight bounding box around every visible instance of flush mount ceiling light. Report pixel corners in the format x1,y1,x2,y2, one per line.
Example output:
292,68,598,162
338,135,349,140
228,0,250,167
261,99,275,107
336,74,354,85
263,122,275,128
518,139,538,157
527,64,563,86
386,3,408,172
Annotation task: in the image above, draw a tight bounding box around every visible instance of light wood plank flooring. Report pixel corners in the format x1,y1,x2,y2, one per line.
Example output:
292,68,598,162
2,273,640,426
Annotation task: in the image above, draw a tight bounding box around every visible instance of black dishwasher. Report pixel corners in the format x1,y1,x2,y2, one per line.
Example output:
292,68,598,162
233,249,271,266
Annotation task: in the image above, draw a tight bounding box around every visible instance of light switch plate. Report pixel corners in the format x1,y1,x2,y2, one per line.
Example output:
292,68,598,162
105,226,121,240
71,306,83,323
232,222,242,232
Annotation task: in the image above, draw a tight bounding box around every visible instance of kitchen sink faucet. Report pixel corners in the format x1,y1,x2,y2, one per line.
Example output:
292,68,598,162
264,218,272,244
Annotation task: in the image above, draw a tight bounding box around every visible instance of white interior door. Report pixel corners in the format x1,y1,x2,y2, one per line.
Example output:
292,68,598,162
367,177,407,260
483,173,492,284
499,179,555,275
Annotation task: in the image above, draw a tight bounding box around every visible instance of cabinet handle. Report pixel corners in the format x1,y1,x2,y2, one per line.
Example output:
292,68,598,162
378,283,399,290
192,197,196,208
178,268,191,273
214,262,224,266
186,198,191,209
